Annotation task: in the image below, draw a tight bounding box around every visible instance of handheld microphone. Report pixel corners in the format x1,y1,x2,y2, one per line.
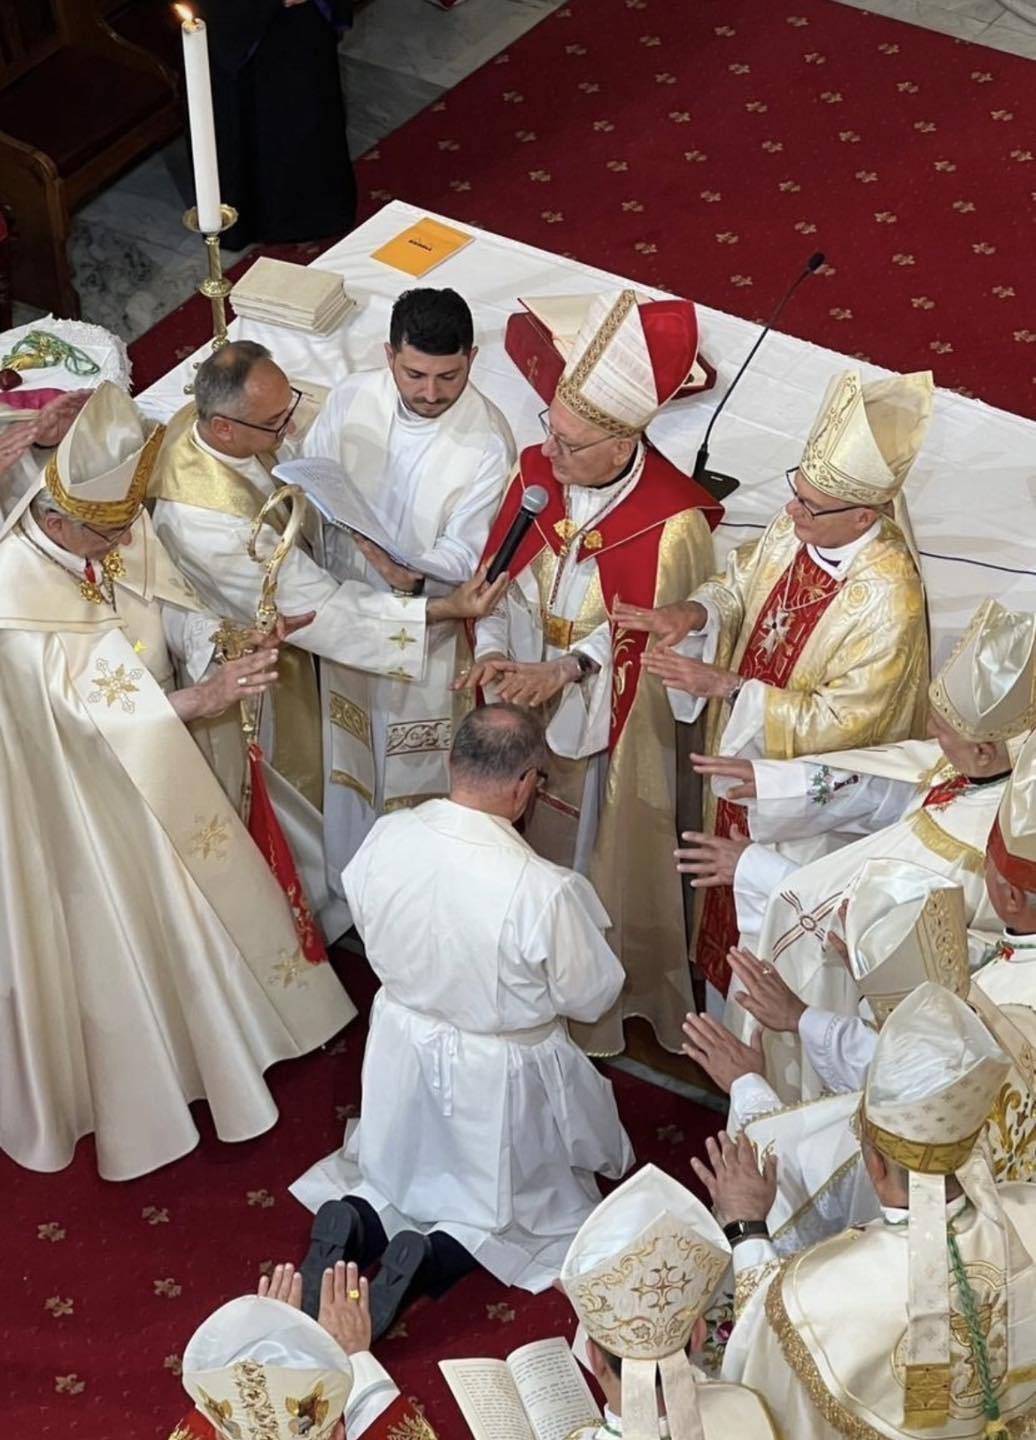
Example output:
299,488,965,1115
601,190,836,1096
486,485,549,583
693,251,825,502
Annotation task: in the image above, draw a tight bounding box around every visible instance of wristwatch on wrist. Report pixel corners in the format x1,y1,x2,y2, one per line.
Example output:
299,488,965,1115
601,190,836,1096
393,576,426,598
723,1219,770,1246
727,680,743,708
569,650,598,684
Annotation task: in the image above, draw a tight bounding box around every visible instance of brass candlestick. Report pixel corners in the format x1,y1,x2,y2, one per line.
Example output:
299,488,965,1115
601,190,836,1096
182,202,239,392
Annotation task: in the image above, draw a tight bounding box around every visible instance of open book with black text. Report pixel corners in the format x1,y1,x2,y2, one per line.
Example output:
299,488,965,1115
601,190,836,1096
440,1336,602,1440
271,455,456,586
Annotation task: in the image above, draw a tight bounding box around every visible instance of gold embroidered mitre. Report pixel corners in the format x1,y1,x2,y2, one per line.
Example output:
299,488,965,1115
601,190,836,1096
860,983,1011,1430
561,1164,729,1440
929,597,1036,743
845,861,969,1025
181,1296,353,1440
45,380,165,529
798,368,933,506
555,290,700,438
988,726,1036,893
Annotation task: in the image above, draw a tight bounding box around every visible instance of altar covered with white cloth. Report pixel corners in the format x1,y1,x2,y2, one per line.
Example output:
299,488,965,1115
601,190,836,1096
139,199,1036,667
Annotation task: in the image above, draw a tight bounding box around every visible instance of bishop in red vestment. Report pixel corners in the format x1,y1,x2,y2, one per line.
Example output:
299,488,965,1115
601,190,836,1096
459,289,721,1055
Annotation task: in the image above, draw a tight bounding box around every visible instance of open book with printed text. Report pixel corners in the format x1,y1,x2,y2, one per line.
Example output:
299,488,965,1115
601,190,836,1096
440,1336,602,1440
271,455,457,586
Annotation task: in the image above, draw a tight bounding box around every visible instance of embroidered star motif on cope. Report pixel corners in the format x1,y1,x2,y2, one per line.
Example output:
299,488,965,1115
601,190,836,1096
88,660,144,712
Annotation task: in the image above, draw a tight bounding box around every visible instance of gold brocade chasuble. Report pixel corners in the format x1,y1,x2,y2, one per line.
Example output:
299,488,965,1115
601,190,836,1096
694,509,929,991
148,404,324,812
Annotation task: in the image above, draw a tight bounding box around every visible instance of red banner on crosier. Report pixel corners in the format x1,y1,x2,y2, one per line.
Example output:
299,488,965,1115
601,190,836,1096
246,742,327,966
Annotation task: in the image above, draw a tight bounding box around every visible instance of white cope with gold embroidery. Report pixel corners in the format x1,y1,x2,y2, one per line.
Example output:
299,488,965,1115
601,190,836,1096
0,507,355,1180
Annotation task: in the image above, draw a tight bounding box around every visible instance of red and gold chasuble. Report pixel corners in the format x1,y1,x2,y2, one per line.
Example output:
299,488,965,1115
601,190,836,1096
169,1391,439,1439
698,547,841,992
479,443,722,748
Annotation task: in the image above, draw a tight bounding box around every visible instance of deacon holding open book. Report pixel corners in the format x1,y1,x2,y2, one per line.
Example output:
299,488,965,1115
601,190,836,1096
302,286,515,883
291,704,633,1338
459,290,723,1057
149,334,508,941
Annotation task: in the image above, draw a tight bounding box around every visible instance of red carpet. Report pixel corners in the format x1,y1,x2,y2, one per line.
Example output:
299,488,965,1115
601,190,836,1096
130,0,1036,419
1,953,721,1437
23,3,1033,1435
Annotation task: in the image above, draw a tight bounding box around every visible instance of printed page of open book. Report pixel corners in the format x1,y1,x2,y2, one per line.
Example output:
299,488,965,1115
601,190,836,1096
441,1337,601,1440
439,1358,537,1440
271,456,456,585
507,1336,602,1440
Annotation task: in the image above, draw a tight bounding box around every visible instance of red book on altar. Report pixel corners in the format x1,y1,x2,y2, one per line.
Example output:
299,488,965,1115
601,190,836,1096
505,293,716,406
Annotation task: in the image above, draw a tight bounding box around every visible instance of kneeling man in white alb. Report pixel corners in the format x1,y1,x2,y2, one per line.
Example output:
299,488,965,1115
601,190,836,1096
291,703,634,1336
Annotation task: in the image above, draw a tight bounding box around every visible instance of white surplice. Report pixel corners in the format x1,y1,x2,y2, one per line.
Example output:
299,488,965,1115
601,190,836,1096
290,798,634,1290
0,509,356,1180
303,368,515,876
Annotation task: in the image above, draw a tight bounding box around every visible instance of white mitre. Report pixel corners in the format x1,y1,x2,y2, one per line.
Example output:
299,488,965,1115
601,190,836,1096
929,598,1036,743
989,726,1036,895
561,1163,729,1440
798,367,933,506
554,289,700,438
860,983,1016,1432
845,860,969,1025
181,1295,354,1440
1,379,164,540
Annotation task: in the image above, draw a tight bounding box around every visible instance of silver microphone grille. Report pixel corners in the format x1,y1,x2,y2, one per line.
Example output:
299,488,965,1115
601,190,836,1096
522,485,550,515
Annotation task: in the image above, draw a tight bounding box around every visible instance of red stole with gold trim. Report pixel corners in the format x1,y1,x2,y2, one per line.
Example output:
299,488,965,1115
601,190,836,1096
479,444,722,749
697,547,840,993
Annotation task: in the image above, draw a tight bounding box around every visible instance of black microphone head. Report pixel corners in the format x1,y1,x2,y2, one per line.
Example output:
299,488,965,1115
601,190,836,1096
807,252,825,273
521,485,550,515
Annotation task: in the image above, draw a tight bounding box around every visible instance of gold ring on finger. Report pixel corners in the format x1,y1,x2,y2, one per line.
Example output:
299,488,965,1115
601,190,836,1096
348,1288,361,1301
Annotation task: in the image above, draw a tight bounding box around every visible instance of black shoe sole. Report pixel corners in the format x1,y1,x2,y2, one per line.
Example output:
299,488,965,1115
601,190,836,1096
369,1231,433,1341
299,1200,363,1318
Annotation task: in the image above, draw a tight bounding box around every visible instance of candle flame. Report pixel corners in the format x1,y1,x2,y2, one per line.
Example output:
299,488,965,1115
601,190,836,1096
174,4,194,20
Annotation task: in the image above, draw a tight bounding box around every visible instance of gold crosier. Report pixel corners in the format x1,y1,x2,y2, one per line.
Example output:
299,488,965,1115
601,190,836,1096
217,483,309,819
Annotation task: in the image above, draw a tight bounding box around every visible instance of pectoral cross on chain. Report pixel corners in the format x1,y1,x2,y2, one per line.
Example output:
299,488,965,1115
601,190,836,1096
758,607,792,661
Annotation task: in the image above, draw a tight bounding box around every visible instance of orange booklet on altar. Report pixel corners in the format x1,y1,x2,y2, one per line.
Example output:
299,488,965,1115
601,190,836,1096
372,216,474,277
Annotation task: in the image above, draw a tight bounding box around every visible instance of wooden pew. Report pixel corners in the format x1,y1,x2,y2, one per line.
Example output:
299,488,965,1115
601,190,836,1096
0,0,180,317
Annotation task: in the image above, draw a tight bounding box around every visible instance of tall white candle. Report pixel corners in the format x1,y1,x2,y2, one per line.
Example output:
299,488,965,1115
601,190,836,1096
175,5,223,235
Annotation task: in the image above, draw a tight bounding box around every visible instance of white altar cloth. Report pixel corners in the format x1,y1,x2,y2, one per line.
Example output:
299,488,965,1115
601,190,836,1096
139,200,1036,660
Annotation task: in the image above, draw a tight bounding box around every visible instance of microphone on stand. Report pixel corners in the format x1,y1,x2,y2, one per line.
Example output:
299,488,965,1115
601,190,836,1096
693,251,826,502
486,485,550,583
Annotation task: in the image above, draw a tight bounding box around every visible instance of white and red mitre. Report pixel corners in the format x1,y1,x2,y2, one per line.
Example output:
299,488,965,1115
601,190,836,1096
555,289,700,437
180,1296,353,1440
989,726,1036,893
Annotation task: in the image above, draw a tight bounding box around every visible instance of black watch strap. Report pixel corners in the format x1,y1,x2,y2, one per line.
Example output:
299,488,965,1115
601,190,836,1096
723,1219,770,1246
